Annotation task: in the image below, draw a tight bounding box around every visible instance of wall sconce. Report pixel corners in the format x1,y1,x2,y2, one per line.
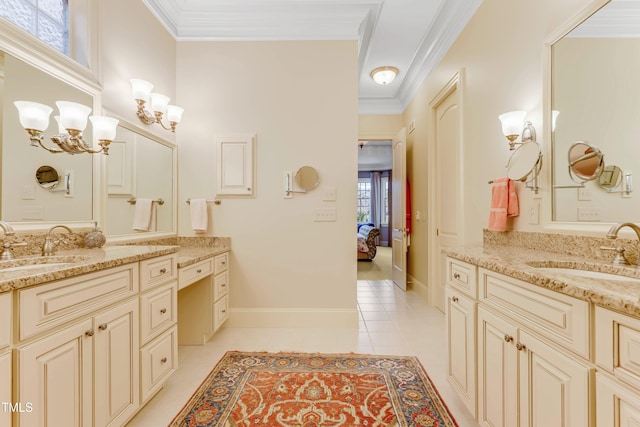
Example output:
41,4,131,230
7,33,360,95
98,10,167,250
14,100,118,155
370,67,399,85
130,79,183,132
498,110,536,150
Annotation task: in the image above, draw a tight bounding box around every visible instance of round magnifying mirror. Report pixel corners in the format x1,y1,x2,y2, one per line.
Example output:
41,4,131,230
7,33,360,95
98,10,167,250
35,165,60,189
568,141,604,183
598,165,623,190
295,166,320,191
506,142,542,181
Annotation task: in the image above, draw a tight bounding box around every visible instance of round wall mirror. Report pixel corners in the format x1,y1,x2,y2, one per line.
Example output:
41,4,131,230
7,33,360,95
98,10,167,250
295,166,320,191
598,165,623,190
568,141,604,183
506,142,542,181
35,165,60,189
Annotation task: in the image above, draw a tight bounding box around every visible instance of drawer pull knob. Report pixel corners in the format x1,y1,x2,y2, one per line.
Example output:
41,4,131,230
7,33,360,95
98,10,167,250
160,357,167,364
516,342,526,351
221,283,226,287
85,329,95,337
453,273,461,279
98,323,108,331
221,309,227,313
160,308,167,314
160,268,167,274
452,296,459,302
504,334,513,343
197,269,202,273
221,261,226,265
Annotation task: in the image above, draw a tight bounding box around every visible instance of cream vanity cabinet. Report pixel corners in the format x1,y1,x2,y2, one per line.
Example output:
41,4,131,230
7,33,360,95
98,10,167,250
178,251,230,345
444,257,477,418
595,306,640,426
477,268,592,427
0,292,12,427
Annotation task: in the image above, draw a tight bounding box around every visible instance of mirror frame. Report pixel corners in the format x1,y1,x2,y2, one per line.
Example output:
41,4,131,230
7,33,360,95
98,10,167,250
0,20,103,233
542,0,613,234
103,115,178,243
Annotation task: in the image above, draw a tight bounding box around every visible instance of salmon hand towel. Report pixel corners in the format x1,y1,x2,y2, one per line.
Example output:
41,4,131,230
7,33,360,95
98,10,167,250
488,177,519,231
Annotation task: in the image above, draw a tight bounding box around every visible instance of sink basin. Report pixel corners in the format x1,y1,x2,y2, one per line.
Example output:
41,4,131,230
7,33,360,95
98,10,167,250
532,266,640,283
0,255,90,273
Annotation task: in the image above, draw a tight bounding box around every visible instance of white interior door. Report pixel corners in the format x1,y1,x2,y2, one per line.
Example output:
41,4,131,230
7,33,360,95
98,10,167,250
434,84,460,312
391,128,407,291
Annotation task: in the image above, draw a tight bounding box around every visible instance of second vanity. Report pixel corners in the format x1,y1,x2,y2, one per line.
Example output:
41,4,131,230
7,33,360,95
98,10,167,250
445,244,640,427
0,241,230,427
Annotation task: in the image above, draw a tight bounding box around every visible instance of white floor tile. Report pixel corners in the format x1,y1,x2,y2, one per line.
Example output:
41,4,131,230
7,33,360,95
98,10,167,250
126,279,478,427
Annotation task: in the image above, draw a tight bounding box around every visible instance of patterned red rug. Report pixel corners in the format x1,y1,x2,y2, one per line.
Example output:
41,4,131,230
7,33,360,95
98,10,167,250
170,351,458,427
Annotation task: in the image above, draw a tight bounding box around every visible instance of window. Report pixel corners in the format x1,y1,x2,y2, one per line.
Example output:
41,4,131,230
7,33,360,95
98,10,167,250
1,0,69,54
357,178,371,222
381,176,389,225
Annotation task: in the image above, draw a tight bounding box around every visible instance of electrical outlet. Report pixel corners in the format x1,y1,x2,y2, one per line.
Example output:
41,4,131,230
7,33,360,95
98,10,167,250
577,207,600,221
21,185,36,200
528,202,540,225
314,207,337,222
577,187,592,201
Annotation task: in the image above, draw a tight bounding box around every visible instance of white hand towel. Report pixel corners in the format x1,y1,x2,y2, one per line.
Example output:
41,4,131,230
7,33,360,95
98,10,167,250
190,198,208,232
132,198,154,231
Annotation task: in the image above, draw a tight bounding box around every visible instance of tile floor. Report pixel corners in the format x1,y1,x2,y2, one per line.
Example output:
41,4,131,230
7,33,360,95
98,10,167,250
126,280,478,426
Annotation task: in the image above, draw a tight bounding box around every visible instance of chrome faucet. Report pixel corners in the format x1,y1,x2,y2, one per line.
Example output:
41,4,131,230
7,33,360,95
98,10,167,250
605,222,640,268
42,225,73,256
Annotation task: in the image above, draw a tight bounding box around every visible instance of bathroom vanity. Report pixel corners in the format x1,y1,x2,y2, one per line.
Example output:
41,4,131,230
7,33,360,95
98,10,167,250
445,245,640,427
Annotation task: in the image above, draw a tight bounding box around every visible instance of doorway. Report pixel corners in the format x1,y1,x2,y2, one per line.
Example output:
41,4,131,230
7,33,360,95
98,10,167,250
356,140,393,281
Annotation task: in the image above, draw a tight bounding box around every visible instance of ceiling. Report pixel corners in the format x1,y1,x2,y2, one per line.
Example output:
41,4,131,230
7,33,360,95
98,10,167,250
567,0,640,38
143,0,483,114
358,140,392,171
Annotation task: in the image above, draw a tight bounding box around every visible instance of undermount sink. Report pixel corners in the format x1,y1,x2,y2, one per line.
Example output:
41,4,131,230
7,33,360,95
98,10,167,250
534,267,640,283
0,255,90,273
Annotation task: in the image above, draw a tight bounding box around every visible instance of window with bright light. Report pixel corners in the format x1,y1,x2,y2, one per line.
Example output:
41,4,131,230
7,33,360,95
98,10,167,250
381,176,389,225
357,178,371,222
1,0,70,54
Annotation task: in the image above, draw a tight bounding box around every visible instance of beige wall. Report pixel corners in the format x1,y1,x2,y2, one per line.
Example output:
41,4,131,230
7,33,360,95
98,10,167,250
176,41,359,327
358,114,402,140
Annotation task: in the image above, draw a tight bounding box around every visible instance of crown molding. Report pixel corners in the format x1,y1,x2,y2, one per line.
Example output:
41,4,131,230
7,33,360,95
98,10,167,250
358,97,404,115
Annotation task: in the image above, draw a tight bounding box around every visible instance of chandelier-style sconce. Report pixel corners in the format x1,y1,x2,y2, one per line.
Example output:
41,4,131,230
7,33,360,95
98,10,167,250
130,79,183,132
498,110,537,150
14,100,118,155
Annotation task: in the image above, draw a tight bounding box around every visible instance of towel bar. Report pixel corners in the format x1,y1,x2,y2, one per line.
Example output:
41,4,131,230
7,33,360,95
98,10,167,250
127,197,165,205
186,198,221,205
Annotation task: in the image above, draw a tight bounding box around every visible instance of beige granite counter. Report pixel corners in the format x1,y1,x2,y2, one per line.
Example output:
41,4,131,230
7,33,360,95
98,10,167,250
0,245,179,293
446,245,640,318
176,246,230,268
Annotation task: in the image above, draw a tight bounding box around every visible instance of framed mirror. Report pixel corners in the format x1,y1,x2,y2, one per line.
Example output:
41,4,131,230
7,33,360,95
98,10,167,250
549,0,639,225
105,118,177,240
0,50,100,229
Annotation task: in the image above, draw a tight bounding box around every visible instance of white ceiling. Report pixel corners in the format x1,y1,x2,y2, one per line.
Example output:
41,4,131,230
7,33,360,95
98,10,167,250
358,140,392,171
567,0,640,38
143,0,483,114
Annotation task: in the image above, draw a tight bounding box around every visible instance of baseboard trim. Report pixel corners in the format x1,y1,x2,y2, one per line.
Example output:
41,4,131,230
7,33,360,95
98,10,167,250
227,308,360,328
409,275,429,303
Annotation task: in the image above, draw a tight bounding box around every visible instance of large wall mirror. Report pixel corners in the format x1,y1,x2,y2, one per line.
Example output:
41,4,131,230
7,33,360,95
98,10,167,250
0,50,99,227
551,0,640,224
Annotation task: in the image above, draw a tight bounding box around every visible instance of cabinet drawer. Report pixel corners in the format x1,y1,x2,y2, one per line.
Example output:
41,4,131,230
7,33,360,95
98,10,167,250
214,252,229,275
140,281,177,345
140,254,177,292
596,306,640,390
213,271,229,301
479,268,590,359
0,292,10,350
18,264,138,342
213,295,229,331
141,325,177,402
178,257,213,290
446,257,477,298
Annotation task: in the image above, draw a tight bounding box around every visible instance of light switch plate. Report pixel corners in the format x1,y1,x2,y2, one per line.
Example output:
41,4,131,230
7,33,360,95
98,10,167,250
323,187,337,201
314,207,337,222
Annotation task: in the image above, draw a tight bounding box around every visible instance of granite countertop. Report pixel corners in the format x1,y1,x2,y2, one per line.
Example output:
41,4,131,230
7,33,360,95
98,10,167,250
0,245,179,293
446,245,640,318
176,246,230,268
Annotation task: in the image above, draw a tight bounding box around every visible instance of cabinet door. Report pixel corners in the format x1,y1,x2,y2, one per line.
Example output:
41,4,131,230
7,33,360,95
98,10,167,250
519,329,592,427
478,306,519,427
445,288,476,417
596,372,640,427
16,318,93,427
215,135,255,196
0,351,11,427
94,299,140,427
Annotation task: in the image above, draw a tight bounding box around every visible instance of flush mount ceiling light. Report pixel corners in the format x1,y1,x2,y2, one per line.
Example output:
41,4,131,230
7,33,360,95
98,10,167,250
370,66,399,85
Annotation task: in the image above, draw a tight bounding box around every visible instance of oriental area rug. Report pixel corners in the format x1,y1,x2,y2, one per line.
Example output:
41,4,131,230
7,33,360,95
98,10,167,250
169,351,458,427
